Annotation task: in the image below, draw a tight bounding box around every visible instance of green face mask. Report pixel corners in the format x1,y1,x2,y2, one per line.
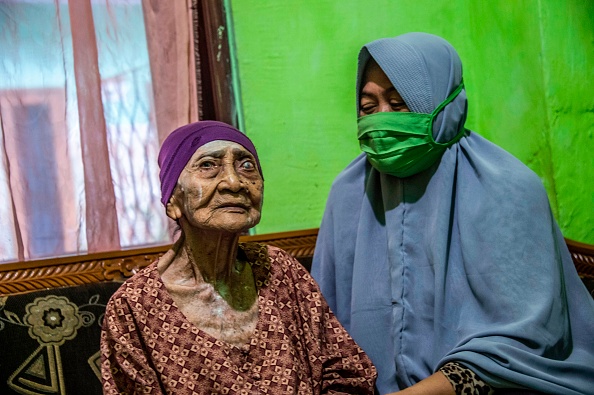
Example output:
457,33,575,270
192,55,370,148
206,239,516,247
357,83,466,178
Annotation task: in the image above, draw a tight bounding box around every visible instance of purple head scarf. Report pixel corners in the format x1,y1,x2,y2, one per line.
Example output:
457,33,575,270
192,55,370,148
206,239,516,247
158,120,262,205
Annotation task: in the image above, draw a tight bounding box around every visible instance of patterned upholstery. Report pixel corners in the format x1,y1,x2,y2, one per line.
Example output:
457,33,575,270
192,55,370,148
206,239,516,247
0,282,122,395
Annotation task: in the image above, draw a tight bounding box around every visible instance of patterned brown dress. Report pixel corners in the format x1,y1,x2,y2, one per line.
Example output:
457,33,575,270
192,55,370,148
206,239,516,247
100,243,376,394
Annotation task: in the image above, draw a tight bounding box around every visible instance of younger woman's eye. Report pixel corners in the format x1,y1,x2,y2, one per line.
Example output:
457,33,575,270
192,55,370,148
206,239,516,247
360,102,376,114
389,96,409,112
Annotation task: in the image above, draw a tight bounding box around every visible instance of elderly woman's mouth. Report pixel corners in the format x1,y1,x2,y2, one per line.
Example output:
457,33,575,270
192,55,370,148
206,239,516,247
216,202,249,211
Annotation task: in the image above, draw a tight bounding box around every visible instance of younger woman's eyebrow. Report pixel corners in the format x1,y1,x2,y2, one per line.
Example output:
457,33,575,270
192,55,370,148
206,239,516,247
360,86,397,97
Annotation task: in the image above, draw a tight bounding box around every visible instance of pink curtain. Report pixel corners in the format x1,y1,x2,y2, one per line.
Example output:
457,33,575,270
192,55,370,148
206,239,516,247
142,0,198,144
0,0,198,263
69,0,120,253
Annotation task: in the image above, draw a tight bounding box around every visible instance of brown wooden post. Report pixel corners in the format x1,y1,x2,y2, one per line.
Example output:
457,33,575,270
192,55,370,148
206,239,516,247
194,0,238,127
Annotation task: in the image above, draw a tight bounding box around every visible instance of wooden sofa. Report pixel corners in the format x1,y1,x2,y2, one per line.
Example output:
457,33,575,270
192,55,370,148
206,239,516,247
0,229,318,395
0,228,592,395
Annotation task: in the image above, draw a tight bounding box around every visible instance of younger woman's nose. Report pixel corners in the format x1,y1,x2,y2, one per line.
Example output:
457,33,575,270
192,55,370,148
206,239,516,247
378,101,394,113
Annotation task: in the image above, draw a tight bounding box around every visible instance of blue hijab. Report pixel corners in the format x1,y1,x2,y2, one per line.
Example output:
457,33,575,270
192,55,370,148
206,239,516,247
311,33,594,394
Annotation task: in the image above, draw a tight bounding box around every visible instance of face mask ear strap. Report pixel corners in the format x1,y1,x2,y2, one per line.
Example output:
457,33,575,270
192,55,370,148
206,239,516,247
429,81,466,146
431,81,465,117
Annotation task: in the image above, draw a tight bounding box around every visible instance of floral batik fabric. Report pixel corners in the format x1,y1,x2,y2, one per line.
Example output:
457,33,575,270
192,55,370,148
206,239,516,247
100,243,376,394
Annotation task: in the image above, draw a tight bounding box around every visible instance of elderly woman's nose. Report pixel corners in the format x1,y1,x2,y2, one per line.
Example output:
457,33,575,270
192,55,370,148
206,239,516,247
218,164,243,191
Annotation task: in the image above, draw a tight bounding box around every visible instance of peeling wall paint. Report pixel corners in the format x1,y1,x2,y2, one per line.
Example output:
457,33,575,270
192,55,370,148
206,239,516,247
230,0,594,243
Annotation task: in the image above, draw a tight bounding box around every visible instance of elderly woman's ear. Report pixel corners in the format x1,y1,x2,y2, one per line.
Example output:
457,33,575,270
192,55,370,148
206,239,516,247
166,194,182,220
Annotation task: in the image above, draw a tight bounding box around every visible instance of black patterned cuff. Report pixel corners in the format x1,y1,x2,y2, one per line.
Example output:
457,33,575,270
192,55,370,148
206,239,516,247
440,361,494,395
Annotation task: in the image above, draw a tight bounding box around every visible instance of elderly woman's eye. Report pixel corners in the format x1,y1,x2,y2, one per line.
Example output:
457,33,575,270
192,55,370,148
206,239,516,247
239,160,255,171
199,160,217,169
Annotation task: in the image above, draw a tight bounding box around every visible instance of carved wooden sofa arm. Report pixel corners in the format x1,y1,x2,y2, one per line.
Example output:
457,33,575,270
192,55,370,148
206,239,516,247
0,228,319,295
566,238,594,297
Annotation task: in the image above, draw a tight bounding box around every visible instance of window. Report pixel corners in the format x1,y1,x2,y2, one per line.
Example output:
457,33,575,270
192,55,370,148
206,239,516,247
0,0,205,263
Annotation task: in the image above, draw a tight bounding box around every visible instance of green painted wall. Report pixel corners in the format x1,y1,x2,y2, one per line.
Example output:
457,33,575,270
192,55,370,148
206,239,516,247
229,0,594,243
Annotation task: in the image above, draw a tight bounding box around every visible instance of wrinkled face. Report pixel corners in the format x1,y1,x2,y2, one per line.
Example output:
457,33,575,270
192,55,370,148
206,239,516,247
167,140,263,233
359,60,410,116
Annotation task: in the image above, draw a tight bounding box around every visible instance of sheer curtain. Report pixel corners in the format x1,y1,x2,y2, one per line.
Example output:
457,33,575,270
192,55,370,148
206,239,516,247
0,0,198,263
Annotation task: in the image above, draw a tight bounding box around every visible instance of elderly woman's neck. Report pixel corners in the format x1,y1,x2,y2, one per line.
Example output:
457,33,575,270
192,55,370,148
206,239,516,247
180,228,242,284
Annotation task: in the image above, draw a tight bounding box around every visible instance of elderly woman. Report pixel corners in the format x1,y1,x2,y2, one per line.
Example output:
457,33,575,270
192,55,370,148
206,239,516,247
311,33,594,394
100,121,376,394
